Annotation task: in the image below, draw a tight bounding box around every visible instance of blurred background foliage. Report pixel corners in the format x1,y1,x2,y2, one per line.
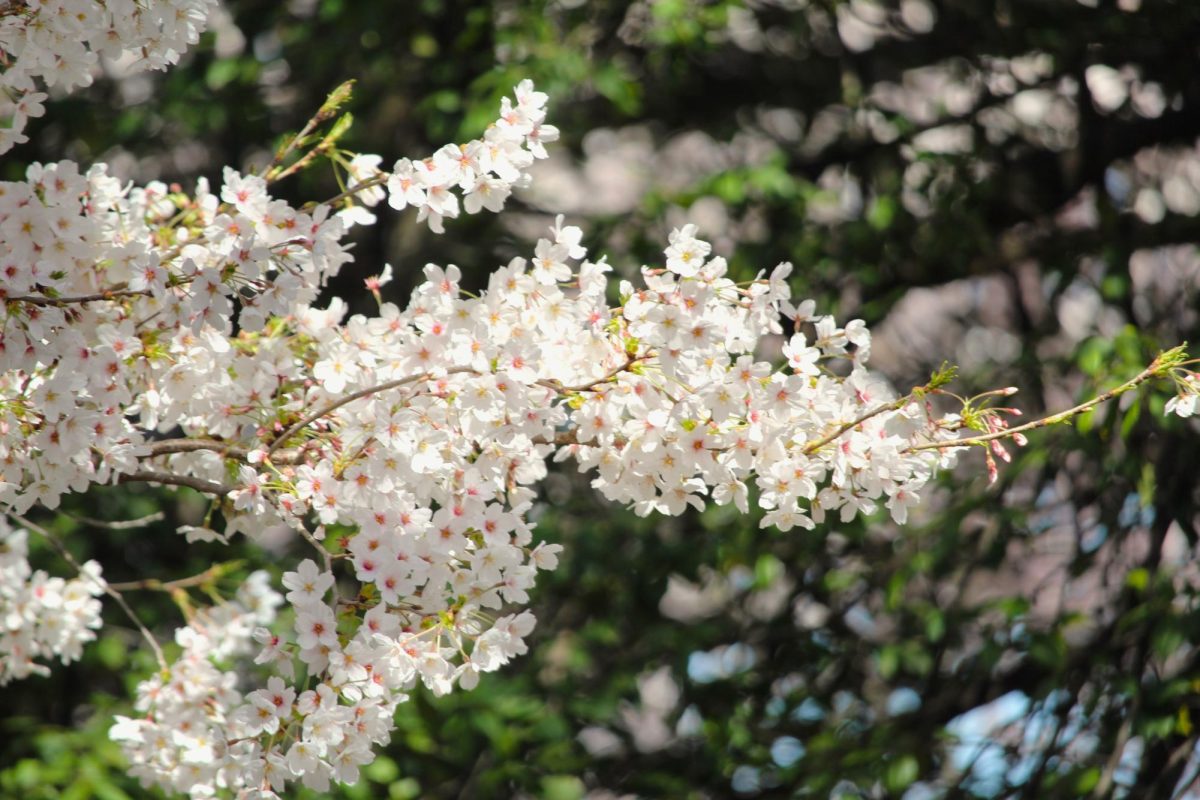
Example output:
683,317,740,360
5,0,1200,797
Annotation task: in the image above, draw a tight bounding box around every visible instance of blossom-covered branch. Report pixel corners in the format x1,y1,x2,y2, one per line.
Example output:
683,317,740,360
1,34,1193,796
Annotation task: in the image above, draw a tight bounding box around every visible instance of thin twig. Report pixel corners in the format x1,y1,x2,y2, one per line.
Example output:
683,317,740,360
906,360,1166,453
261,117,326,181
317,174,388,208
531,430,590,448
8,512,169,673
118,470,233,496
266,367,474,459
108,561,240,592
142,437,305,464
803,395,913,455
1168,738,1200,800
144,438,253,458
64,511,165,530
537,354,644,394
1095,709,1136,798
5,288,151,307
271,144,334,183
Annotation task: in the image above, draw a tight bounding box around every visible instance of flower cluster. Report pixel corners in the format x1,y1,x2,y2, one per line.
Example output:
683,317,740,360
3,181,968,794
0,80,568,796
110,556,536,796
110,571,283,796
561,222,947,530
1,30,1192,795
383,79,557,232
0,156,351,512
0,0,217,152
0,66,1083,793
0,517,104,685
0,80,551,521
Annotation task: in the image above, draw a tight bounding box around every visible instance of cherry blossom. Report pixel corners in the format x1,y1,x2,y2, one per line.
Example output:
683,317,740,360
0,13,1194,796
0,518,105,685
0,0,217,153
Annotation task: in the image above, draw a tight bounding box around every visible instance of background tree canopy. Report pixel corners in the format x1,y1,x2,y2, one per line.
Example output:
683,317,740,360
5,0,1200,797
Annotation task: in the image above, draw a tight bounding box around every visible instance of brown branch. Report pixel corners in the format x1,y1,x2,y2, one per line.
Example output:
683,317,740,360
538,354,644,394
1095,711,1136,799
531,430,596,448
64,511,165,530
144,438,252,458
5,288,151,307
261,106,330,182
108,561,240,593
118,470,233,496
803,395,913,456
297,522,337,604
142,437,306,465
138,356,640,481
316,174,389,208
265,367,475,459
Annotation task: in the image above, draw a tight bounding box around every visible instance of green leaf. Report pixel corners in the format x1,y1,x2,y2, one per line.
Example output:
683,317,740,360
541,775,585,800
878,645,899,680
867,196,896,230
96,635,126,670
90,781,131,800
1178,706,1194,736
1029,632,1067,668
1126,568,1150,591
901,642,934,677
388,778,421,800
1121,401,1141,439
364,755,399,784
205,59,240,91
11,759,41,788
318,80,356,119
1101,274,1129,300
884,755,919,792
1077,337,1111,377
925,608,946,644
754,554,783,589
323,112,354,145
594,64,641,116
1074,766,1101,792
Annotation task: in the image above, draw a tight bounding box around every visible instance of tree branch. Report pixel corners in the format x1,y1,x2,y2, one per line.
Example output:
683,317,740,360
117,470,233,496
63,511,165,530
906,353,1175,453
4,288,151,307
142,437,305,465
107,561,241,593
265,366,475,459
